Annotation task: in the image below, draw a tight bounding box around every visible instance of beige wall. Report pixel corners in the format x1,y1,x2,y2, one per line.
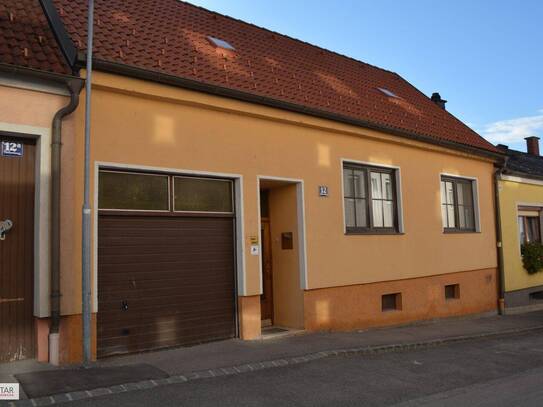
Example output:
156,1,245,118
64,71,498,314
269,184,304,329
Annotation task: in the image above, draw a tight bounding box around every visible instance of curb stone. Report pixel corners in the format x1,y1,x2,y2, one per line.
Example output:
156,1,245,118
12,324,543,406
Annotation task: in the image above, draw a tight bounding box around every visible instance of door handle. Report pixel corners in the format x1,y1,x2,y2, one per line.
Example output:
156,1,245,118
0,219,13,240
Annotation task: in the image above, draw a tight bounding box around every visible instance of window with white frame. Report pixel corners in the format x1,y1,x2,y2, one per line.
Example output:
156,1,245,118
518,207,542,245
440,176,476,232
343,163,399,233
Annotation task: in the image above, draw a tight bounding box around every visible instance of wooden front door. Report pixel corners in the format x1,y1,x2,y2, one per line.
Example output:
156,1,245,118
260,219,273,322
0,137,36,362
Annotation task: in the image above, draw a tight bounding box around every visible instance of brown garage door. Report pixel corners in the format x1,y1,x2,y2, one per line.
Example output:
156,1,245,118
97,171,236,358
98,215,236,357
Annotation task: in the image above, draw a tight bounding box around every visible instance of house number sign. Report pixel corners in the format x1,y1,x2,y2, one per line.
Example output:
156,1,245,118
1,141,23,157
319,185,329,197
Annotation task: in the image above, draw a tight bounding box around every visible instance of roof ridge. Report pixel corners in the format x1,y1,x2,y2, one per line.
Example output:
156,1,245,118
177,0,399,76
509,148,543,158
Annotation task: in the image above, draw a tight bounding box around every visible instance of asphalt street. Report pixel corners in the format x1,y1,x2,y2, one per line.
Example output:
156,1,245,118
57,332,543,406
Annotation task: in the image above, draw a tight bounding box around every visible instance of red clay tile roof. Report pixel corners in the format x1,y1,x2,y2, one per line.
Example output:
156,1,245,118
0,0,70,74
53,0,498,153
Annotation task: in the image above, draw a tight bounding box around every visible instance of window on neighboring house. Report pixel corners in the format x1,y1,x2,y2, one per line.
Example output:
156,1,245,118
518,208,542,245
440,176,476,232
343,163,399,233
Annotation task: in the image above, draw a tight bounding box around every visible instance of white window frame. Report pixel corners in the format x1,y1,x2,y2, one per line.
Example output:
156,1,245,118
516,202,543,256
439,173,481,233
340,159,404,234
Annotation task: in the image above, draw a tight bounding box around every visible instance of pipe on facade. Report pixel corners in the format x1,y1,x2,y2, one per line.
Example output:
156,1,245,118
49,78,84,365
0,63,83,363
494,157,509,315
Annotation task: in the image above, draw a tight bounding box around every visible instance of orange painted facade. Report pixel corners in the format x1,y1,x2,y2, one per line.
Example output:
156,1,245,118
238,296,261,340
1,69,500,363
304,268,497,331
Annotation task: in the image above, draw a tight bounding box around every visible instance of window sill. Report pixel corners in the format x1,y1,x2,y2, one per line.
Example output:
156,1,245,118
345,230,404,236
443,229,479,234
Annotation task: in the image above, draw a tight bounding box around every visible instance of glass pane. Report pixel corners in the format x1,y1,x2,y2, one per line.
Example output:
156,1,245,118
99,171,169,210
447,205,456,228
527,217,541,243
440,181,447,204
383,200,394,227
519,216,526,244
344,198,356,227
371,172,382,199
174,177,233,212
353,169,366,198
457,182,473,206
446,182,455,205
372,200,384,227
458,205,466,229
441,205,448,227
355,198,368,227
343,168,354,197
457,183,464,206
465,206,474,230
381,173,393,200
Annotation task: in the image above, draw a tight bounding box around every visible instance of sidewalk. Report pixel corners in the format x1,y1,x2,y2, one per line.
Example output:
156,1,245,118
7,310,543,404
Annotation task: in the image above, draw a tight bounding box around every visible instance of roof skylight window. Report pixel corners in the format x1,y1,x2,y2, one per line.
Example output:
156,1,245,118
207,36,236,51
378,87,399,98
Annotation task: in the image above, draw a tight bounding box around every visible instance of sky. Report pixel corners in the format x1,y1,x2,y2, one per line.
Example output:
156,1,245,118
189,0,542,151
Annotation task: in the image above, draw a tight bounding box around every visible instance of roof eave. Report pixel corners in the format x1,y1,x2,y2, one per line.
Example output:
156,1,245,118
502,169,543,182
0,62,82,85
84,57,502,161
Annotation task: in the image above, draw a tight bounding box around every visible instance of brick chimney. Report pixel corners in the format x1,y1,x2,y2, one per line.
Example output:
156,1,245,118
431,92,447,110
525,136,540,156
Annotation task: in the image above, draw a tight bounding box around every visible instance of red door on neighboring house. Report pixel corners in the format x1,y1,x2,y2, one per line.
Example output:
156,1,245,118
0,136,36,362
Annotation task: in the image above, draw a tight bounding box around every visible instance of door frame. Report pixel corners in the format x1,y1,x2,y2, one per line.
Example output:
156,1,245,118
256,176,308,296
93,162,246,337
259,217,273,322
0,125,52,319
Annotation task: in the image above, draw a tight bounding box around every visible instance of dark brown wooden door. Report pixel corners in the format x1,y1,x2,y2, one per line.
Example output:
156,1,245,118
260,219,273,322
0,137,35,362
97,214,236,358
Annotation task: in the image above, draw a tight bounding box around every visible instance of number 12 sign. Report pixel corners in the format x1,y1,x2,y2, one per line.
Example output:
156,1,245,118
1,141,24,157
